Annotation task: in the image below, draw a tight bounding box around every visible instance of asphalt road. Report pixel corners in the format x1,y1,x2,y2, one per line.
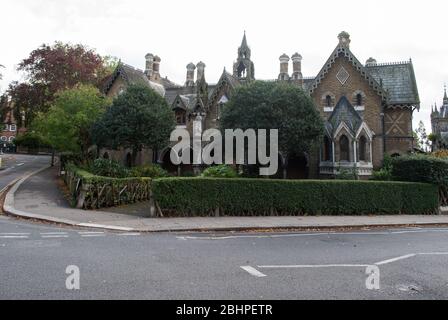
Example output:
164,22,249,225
1,215,448,299
1,154,448,300
0,154,51,191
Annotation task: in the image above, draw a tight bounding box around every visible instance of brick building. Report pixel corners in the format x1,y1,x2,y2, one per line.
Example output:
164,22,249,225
103,31,420,178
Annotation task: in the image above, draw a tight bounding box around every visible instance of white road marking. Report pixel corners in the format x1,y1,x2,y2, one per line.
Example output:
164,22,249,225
78,231,105,235
40,232,67,235
374,254,416,266
178,228,448,241
41,235,68,238
418,252,448,255
0,235,29,239
258,264,369,269
0,233,30,235
117,233,141,236
80,234,106,237
241,266,267,278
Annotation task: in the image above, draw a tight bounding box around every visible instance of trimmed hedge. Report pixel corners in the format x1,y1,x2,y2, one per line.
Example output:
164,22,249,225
64,163,151,209
391,155,448,205
152,178,439,217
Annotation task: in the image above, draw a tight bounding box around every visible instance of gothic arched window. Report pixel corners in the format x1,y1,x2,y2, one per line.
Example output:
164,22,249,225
326,95,332,107
356,93,363,106
323,136,332,161
339,135,350,162
359,136,367,161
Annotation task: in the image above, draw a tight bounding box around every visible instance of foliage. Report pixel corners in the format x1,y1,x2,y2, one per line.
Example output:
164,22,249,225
219,81,324,158
414,121,430,152
201,165,238,178
391,155,448,205
7,42,110,126
32,85,109,155
130,164,169,178
152,178,438,217
92,84,175,166
13,131,49,149
85,158,130,178
335,167,358,180
0,64,4,80
64,163,151,209
391,155,448,186
431,149,448,159
371,154,394,181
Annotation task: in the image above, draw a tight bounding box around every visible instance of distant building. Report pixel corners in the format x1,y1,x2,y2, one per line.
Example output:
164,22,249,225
103,31,420,178
431,87,448,150
0,97,19,152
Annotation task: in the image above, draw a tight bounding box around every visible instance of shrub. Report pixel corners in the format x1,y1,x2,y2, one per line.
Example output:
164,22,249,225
130,164,168,178
431,150,448,159
391,155,448,205
371,154,393,181
64,163,151,209
391,155,448,186
87,158,129,178
335,167,358,180
152,178,438,217
201,165,238,178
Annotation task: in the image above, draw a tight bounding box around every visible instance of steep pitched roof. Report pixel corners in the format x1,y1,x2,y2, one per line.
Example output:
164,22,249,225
327,96,363,136
208,70,241,107
365,61,420,108
308,45,387,101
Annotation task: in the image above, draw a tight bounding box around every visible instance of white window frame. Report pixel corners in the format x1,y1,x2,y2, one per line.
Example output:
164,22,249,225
1,136,7,142
9,124,16,132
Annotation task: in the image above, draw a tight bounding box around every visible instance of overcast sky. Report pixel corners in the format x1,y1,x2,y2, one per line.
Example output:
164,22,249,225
1,0,447,132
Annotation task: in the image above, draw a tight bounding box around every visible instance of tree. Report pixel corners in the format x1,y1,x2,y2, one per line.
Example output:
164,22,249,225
92,84,175,166
32,84,110,156
220,81,324,160
8,42,110,126
414,120,430,152
0,64,4,80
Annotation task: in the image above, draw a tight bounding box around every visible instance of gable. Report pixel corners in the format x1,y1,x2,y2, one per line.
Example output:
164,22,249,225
309,46,386,101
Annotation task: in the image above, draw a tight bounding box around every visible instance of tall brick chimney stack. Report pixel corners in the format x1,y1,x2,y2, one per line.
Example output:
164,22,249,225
291,52,303,86
185,63,196,86
145,53,154,79
278,54,290,81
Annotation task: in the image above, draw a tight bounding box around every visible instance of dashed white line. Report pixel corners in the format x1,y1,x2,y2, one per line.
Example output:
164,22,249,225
41,235,68,238
117,233,141,237
374,254,416,266
240,266,267,278
0,235,29,239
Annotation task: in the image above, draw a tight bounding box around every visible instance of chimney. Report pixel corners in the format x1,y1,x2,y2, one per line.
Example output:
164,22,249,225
291,52,303,86
338,31,351,48
152,55,161,81
278,54,290,81
145,53,154,79
366,57,377,67
196,61,206,83
185,63,196,86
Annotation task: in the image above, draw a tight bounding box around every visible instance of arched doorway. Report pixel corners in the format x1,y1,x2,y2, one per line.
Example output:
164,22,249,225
286,153,308,179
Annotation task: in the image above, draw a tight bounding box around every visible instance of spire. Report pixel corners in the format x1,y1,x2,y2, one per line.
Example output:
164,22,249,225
444,84,448,105
238,31,251,59
233,31,254,81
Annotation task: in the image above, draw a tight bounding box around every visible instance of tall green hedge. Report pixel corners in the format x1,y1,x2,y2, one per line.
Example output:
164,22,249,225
391,155,448,205
152,178,438,217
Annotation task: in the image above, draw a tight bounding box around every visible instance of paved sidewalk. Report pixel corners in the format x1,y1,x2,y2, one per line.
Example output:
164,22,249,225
5,166,448,232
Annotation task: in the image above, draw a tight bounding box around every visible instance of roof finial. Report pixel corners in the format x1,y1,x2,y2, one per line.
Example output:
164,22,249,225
444,84,448,104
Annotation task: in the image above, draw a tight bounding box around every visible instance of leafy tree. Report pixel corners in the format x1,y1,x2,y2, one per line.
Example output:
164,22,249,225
7,42,111,126
414,120,430,152
92,84,176,166
220,81,324,160
13,131,49,151
32,84,110,156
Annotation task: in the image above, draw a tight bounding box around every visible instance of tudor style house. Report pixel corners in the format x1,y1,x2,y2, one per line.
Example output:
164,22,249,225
103,31,420,179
